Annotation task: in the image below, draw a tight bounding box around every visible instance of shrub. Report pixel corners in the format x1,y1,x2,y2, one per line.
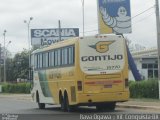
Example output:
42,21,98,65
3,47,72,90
129,80,159,99
1,83,31,94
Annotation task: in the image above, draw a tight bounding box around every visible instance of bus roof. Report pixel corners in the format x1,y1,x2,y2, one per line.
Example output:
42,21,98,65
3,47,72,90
32,37,79,54
31,34,123,54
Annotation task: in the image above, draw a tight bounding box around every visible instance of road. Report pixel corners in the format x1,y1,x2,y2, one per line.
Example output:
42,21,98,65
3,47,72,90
0,97,160,120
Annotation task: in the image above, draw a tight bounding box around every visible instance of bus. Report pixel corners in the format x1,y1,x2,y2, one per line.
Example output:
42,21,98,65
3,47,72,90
31,35,129,112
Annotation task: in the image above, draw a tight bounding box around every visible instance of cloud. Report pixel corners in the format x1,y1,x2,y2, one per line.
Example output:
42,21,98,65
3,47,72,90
0,0,158,55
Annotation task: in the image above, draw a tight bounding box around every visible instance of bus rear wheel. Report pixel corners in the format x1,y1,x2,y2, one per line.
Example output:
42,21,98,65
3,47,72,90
64,94,75,112
96,104,105,111
106,102,116,111
96,102,116,111
60,95,65,111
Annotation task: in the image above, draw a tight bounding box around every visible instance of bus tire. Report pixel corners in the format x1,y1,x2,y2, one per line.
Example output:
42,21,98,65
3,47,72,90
36,91,45,109
105,102,116,111
38,103,45,109
96,104,105,111
60,95,65,111
64,94,75,112
96,102,116,111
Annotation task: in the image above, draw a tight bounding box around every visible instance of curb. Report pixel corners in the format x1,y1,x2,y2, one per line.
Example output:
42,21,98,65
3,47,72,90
117,104,160,110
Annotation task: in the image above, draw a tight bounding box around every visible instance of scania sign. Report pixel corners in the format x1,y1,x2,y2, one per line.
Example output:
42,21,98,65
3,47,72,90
31,28,79,46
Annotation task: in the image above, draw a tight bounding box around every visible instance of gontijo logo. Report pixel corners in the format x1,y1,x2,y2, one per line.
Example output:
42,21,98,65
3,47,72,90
89,41,115,53
81,40,123,62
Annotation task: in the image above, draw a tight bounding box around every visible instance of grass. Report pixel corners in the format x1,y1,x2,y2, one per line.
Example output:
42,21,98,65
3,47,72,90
130,98,160,102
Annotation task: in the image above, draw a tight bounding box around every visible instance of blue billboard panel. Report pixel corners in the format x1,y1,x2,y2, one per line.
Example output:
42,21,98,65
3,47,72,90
98,0,132,34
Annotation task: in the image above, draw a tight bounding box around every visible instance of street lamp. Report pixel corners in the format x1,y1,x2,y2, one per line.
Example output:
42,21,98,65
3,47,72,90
5,41,11,83
6,41,11,56
3,30,7,83
24,17,33,81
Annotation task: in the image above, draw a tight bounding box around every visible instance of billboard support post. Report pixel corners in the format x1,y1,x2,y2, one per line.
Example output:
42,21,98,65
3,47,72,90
58,20,61,41
0,44,2,82
81,0,85,37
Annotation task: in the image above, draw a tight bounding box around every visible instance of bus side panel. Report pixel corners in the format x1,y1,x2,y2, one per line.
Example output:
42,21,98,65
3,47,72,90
31,70,54,104
46,67,76,104
46,69,59,104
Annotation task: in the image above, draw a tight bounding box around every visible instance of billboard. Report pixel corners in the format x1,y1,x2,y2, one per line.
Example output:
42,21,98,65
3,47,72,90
31,28,79,46
98,0,132,34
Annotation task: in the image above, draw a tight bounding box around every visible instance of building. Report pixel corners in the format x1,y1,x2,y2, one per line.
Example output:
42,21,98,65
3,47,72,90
129,48,158,80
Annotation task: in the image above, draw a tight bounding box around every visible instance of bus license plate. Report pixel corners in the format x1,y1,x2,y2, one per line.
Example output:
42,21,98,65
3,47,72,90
104,85,112,88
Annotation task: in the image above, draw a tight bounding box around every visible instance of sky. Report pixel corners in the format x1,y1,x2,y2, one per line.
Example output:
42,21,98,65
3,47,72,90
0,0,158,56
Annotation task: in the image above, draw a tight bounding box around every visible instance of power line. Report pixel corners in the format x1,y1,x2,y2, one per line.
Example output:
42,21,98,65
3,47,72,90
133,12,154,25
79,5,155,34
131,5,155,20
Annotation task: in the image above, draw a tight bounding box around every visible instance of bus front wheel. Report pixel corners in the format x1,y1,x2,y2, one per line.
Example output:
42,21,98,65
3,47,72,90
38,103,45,109
36,92,45,109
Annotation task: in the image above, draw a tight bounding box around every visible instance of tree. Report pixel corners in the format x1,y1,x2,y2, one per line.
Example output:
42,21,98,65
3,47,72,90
6,49,29,82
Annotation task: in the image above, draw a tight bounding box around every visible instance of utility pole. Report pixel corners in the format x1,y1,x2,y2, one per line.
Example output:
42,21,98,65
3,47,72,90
0,44,1,82
155,0,160,99
81,0,85,37
3,30,7,83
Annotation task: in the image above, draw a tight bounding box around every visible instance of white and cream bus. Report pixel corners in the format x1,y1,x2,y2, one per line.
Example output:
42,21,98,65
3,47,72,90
31,35,129,112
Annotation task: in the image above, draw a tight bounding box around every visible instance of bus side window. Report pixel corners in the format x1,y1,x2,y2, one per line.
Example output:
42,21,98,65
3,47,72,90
62,47,68,65
57,49,61,66
42,53,46,68
46,52,49,68
42,52,49,68
34,54,37,69
40,53,42,68
37,54,40,69
49,51,51,67
68,46,74,65
55,50,58,66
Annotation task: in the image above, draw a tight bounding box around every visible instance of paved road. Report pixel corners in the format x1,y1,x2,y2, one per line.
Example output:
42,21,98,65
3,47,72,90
0,97,160,120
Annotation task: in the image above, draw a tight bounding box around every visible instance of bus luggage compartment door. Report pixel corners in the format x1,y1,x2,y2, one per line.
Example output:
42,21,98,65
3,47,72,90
83,74,124,93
